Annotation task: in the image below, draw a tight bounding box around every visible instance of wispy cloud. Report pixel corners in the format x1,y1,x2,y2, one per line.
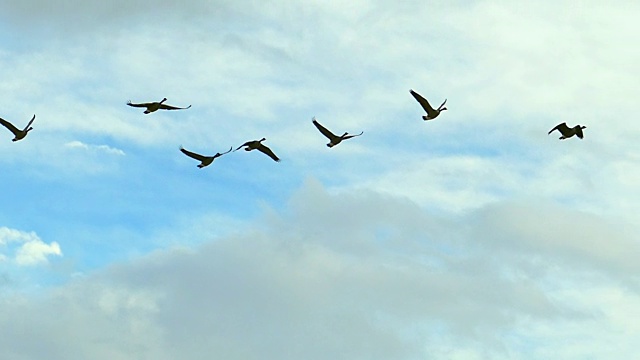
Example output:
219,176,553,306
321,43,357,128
64,140,125,156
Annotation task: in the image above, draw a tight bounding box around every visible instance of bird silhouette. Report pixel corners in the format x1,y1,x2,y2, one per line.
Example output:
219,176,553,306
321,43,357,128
234,138,280,162
127,98,191,114
548,122,586,140
0,114,35,142
410,89,447,120
180,146,232,168
312,117,363,148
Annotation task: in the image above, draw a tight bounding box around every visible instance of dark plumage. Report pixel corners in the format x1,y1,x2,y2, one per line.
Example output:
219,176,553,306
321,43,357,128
548,122,586,140
312,117,363,148
0,114,35,142
180,146,232,168
410,89,447,120
234,138,280,162
127,98,191,114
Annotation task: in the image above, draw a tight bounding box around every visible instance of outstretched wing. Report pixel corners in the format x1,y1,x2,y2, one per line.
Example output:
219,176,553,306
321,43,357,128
342,131,364,140
234,141,251,151
159,104,192,111
548,122,569,135
180,147,208,161
257,144,280,162
24,114,35,130
410,89,436,114
312,118,337,140
127,101,153,108
214,146,233,157
0,117,20,135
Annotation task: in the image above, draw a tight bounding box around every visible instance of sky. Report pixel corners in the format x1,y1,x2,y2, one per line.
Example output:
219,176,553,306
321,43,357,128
0,0,639,358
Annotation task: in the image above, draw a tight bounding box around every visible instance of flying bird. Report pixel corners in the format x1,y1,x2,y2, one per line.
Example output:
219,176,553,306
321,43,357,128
548,122,587,140
180,146,232,168
127,98,191,114
0,114,35,142
410,89,447,120
312,117,363,148
234,138,280,162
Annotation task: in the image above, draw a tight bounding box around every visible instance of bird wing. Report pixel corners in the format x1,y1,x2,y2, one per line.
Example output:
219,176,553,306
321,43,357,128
257,144,280,162
410,89,436,114
342,131,364,140
234,141,251,151
438,99,447,110
548,122,569,135
0,117,20,135
180,147,208,161
127,101,153,108
214,146,233,158
159,104,192,111
312,118,337,140
575,127,584,139
24,114,35,130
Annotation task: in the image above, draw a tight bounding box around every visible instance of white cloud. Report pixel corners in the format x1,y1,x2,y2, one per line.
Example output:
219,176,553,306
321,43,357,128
0,227,62,266
15,240,62,266
0,1,637,358
64,140,125,156
0,227,40,245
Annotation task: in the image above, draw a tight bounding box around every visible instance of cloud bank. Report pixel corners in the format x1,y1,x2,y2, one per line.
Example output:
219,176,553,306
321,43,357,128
0,180,636,359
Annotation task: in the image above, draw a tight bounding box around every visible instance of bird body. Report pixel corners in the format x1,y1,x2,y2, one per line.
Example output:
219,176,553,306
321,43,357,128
234,138,280,162
127,98,191,114
410,89,447,120
312,117,363,147
548,122,586,140
0,114,35,142
180,146,232,168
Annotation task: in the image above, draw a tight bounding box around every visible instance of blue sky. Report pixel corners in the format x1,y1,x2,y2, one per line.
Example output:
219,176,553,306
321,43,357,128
0,0,639,358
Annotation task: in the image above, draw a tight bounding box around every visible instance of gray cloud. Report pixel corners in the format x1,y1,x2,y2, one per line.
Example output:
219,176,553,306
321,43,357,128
0,1,638,357
0,0,229,32
0,180,636,359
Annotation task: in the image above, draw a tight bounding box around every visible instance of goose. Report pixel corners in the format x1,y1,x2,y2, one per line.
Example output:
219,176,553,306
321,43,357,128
127,98,191,114
234,138,280,162
312,117,363,148
0,114,35,142
548,122,586,140
410,89,447,120
180,146,232,168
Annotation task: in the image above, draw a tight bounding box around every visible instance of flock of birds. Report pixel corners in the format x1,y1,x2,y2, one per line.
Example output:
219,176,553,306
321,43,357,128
0,90,587,168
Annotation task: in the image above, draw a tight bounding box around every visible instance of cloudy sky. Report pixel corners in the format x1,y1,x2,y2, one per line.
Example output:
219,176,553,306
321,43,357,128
0,0,639,358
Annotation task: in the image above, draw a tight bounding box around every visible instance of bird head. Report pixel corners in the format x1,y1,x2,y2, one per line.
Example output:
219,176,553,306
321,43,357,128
160,98,168,103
